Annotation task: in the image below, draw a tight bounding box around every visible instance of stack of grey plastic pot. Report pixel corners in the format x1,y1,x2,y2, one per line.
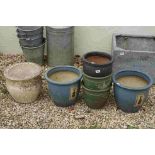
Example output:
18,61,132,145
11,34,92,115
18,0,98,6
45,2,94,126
16,26,45,65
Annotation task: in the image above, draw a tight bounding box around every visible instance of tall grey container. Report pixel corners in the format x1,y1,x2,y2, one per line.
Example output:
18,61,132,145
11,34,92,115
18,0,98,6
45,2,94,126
46,26,74,66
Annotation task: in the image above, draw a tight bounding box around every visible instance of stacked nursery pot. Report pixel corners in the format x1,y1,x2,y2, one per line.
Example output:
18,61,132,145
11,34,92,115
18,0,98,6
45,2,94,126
82,51,113,109
16,26,45,65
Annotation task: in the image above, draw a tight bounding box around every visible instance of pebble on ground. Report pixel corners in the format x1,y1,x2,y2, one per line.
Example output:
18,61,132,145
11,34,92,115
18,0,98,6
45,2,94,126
0,54,155,129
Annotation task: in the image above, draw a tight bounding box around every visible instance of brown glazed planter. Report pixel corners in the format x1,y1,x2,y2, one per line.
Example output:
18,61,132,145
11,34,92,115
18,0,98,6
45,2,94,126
4,62,42,103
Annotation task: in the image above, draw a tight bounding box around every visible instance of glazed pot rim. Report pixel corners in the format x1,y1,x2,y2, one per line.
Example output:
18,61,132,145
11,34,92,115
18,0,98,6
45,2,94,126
112,69,153,90
82,51,113,66
83,72,112,80
45,65,83,85
4,62,42,81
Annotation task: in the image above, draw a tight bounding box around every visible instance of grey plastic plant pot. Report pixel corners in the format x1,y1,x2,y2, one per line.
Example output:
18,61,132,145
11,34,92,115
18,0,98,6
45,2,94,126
17,26,43,36
19,35,43,47
21,40,45,65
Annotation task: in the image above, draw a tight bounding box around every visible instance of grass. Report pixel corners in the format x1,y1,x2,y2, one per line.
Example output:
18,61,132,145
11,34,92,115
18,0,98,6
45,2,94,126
127,124,139,129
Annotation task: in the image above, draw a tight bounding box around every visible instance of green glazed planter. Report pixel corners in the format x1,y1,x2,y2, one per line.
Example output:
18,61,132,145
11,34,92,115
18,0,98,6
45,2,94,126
83,85,110,109
83,73,112,90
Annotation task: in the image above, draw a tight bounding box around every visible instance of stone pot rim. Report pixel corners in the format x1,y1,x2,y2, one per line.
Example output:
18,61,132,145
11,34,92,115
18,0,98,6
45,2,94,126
4,62,42,81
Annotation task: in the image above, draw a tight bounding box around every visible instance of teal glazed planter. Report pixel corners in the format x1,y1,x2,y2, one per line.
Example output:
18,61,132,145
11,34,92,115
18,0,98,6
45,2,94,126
83,85,110,109
112,70,153,113
83,73,112,90
45,66,82,107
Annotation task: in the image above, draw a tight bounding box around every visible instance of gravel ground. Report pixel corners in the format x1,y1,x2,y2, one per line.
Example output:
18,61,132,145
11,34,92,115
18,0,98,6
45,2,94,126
0,54,155,129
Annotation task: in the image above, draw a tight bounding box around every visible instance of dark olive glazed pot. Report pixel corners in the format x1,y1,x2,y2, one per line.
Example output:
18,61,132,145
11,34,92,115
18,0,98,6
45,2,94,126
82,51,113,77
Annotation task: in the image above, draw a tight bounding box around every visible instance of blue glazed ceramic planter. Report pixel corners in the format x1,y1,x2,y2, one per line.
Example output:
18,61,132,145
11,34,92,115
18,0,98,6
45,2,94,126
113,70,153,113
45,66,82,107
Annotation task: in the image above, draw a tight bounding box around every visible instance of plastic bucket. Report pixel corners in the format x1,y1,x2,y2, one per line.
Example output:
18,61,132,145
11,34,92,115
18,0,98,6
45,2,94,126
46,26,74,66
83,85,110,109
83,73,112,90
45,66,82,107
112,69,153,113
21,40,45,65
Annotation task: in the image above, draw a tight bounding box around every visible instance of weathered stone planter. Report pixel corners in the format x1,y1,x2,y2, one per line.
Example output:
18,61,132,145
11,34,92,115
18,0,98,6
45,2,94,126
112,34,155,83
4,62,42,103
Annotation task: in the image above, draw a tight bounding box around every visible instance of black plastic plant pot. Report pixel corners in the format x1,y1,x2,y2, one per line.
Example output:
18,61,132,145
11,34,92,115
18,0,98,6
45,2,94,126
82,51,113,77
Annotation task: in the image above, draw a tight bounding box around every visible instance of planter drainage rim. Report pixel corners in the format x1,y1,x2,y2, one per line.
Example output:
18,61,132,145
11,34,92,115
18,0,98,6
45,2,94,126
21,39,46,49
112,69,153,91
4,62,42,81
83,72,112,80
45,66,83,86
82,51,113,67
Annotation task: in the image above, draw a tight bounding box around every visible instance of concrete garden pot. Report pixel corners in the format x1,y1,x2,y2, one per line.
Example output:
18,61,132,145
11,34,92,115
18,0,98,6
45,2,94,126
112,33,155,83
4,62,42,103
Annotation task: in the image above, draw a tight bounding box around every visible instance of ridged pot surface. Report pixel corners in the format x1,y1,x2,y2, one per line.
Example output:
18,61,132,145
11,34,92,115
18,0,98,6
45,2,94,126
82,51,113,77
17,26,43,36
83,85,110,109
17,32,43,39
83,73,112,90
